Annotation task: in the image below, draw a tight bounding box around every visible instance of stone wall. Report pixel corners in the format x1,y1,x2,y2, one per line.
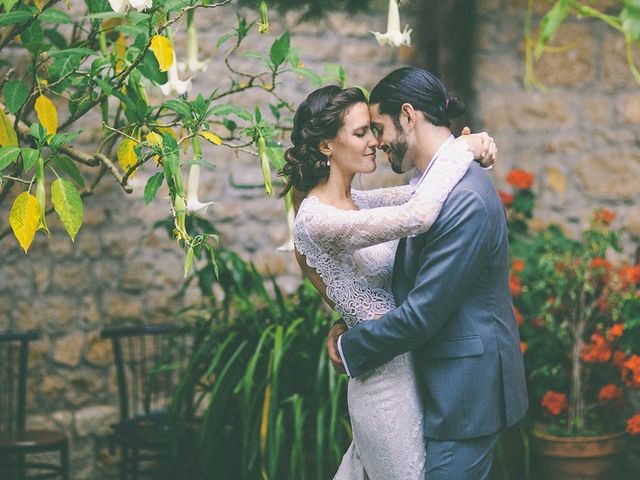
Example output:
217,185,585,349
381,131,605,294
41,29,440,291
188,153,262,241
475,0,640,247
0,1,639,478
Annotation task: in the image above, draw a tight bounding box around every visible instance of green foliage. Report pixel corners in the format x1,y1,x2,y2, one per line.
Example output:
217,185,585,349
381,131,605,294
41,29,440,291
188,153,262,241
166,249,349,480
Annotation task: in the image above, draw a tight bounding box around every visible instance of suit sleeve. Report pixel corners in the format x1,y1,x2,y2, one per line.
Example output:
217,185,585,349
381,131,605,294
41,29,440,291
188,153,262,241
339,188,491,378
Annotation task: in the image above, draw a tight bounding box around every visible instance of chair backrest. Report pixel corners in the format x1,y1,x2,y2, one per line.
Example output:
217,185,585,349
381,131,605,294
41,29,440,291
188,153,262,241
0,331,39,433
102,325,194,423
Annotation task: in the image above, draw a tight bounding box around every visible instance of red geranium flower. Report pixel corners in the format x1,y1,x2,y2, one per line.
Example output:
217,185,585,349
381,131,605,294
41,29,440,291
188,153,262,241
607,323,624,341
581,333,612,363
622,355,640,388
597,384,624,404
542,391,568,416
513,306,523,326
506,169,534,190
498,190,513,207
510,274,522,296
512,258,525,273
618,264,640,288
594,208,616,225
626,414,640,436
520,342,527,354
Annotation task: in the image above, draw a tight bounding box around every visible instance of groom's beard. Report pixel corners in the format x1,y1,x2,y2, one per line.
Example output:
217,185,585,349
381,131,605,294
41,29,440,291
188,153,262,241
388,136,409,174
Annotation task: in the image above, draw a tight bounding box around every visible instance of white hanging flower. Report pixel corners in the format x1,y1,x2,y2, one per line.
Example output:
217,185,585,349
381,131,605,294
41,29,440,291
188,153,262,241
129,0,152,11
276,203,295,252
179,14,208,74
160,51,192,96
371,0,412,48
185,163,215,214
108,0,152,12
107,0,128,12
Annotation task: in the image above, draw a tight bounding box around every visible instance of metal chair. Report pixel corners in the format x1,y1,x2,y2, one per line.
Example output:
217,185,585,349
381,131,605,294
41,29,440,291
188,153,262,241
0,331,70,480
101,324,196,480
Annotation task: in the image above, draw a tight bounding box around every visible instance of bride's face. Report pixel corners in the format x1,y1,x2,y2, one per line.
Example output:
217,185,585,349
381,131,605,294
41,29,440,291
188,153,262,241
323,102,378,176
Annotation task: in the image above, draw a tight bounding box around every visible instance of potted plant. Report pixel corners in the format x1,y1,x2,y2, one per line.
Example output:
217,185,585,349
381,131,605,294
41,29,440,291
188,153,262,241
499,170,640,479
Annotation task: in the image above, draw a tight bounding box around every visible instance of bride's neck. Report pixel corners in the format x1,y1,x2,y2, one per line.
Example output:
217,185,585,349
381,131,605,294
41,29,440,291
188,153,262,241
310,170,356,208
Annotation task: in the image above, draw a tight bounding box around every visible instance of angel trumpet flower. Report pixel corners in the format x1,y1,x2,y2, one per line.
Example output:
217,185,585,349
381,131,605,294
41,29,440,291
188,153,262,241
185,163,215,214
179,11,208,74
371,0,412,48
160,51,192,96
108,0,152,13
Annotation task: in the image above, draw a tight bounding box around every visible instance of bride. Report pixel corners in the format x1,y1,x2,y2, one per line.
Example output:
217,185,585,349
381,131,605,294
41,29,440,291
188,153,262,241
281,83,495,479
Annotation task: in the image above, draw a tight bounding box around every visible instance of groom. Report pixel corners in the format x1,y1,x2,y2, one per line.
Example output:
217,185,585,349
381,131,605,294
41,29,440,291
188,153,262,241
328,67,528,479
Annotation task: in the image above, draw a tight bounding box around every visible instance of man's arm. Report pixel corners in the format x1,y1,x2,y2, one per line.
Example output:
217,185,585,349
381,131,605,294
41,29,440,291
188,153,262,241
339,188,491,378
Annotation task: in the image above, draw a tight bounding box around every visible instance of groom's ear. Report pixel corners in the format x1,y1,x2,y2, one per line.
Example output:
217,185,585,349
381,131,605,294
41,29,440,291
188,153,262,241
400,103,417,130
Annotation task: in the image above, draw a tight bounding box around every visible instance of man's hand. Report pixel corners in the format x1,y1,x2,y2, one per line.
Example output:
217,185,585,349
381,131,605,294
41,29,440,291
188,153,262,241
327,323,348,374
460,126,497,168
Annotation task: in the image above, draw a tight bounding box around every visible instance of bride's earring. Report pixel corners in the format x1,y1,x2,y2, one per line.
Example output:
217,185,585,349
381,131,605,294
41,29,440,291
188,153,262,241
327,158,331,167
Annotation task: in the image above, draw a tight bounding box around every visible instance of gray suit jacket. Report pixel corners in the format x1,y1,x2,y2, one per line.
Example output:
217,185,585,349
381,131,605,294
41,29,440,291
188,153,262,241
340,163,528,440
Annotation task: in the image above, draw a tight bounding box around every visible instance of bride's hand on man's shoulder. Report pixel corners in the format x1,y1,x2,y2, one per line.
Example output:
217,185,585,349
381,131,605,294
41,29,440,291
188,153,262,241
457,126,497,169
327,323,348,375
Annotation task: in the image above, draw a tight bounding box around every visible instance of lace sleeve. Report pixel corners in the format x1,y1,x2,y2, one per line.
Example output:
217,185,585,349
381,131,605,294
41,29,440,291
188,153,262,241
300,140,474,251
351,184,414,208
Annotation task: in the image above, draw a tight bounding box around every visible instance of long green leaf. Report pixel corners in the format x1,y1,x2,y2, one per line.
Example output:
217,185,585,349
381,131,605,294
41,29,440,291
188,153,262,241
2,81,29,114
51,178,83,241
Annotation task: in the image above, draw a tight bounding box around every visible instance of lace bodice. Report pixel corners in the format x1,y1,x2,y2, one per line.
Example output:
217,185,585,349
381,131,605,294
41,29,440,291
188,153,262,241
293,140,474,327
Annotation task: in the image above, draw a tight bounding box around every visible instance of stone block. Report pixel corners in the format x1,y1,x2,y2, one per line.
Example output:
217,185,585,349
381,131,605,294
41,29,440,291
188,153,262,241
625,207,640,237
617,94,640,124
74,405,118,437
80,295,100,325
65,371,106,407
574,149,640,200
53,331,85,367
85,332,113,367
102,292,144,320
531,22,593,87
580,96,612,125
474,54,521,89
52,260,91,292
602,30,640,90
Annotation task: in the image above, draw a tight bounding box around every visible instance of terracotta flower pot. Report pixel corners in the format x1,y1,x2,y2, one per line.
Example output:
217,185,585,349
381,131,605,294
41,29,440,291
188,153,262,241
532,425,627,480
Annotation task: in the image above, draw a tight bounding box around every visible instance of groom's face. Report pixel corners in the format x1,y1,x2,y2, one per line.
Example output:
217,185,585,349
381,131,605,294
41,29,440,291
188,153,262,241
370,103,412,174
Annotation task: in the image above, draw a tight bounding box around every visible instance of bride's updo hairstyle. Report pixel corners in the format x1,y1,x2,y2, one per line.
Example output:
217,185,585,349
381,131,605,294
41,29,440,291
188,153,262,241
369,67,464,128
281,85,367,196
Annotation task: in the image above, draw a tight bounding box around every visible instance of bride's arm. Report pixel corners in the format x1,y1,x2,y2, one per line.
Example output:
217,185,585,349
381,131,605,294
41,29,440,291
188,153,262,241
303,140,476,251
351,185,414,208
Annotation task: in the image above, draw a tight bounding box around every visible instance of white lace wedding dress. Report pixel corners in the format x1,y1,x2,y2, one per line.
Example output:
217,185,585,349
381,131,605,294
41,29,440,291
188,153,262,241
293,140,475,480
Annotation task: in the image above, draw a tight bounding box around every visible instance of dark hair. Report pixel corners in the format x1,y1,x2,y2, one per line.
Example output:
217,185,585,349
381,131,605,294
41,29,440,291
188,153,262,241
281,86,367,196
369,67,465,128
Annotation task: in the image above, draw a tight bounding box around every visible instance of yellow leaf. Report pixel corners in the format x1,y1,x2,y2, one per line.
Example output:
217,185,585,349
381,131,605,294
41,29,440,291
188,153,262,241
117,138,139,177
146,132,163,147
260,383,271,457
34,0,43,11
9,192,40,253
156,126,176,139
113,33,127,73
0,109,18,147
34,95,58,135
199,131,222,145
546,167,566,194
150,35,174,72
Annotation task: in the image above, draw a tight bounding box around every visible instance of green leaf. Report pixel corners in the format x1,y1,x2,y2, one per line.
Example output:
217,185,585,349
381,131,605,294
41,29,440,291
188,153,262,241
621,6,640,42
44,28,67,49
2,0,20,12
162,99,190,117
51,178,83,241
209,104,252,121
52,155,85,188
2,81,29,114
48,54,82,84
21,148,39,172
144,171,164,205
0,146,20,171
270,31,291,68
39,8,72,24
216,32,235,49
267,146,285,171
292,66,323,85
184,246,195,277
20,19,44,54
535,0,570,59
0,10,33,27
48,47,94,57
137,49,168,84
